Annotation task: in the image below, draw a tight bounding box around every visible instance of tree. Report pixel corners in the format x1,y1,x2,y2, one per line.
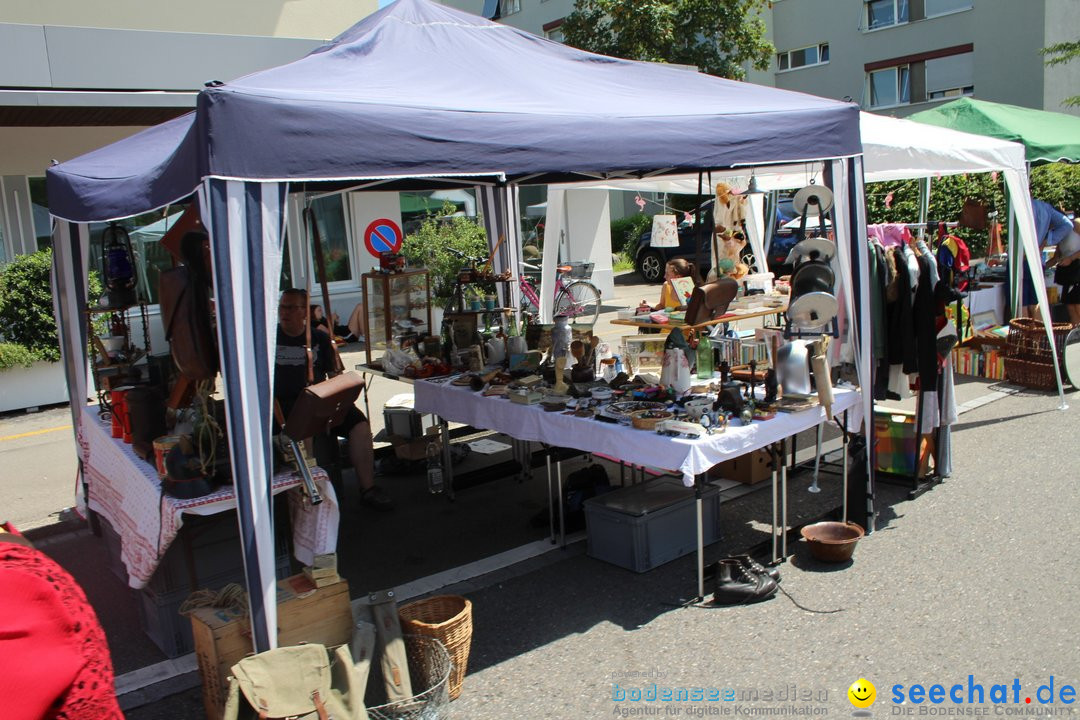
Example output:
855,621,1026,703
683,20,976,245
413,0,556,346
1042,38,1080,108
560,0,773,80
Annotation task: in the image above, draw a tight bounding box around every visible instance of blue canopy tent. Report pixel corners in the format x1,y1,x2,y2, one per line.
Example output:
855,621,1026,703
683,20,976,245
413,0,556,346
47,0,868,650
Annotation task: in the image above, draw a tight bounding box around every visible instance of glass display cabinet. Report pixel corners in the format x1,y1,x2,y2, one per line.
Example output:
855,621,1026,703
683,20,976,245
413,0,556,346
361,269,433,367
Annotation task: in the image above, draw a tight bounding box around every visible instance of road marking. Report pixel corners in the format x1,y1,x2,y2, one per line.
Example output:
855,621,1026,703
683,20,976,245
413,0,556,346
0,424,72,442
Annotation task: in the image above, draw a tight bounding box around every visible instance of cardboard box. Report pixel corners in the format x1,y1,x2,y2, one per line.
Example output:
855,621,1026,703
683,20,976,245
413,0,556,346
190,574,353,720
708,448,773,485
388,426,440,461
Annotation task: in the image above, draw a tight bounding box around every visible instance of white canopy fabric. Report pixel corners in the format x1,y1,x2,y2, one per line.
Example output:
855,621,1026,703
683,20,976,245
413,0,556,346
559,112,1066,404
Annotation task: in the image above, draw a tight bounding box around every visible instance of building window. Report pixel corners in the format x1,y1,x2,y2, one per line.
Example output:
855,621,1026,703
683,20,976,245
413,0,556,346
868,65,910,108
777,43,829,72
925,51,974,99
308,194,354,284
500,0,520,16
866,0,909,30
924,0,972,17
545,27,564,42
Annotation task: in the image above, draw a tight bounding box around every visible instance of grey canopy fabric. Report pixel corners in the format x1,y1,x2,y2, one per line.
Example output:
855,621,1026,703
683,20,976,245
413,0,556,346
47,0,860,222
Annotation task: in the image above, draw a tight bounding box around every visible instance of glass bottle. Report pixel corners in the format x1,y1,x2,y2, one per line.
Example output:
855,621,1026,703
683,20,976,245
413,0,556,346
696,338,714,379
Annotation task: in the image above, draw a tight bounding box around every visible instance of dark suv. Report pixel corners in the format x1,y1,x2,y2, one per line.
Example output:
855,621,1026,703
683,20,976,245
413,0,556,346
633,197,797,282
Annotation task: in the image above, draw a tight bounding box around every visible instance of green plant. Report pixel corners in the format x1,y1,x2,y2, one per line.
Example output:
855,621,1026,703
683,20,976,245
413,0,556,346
610,213,653,257
562,0,773,80
0,248,104,367
0,342,38,371
400,202,488,307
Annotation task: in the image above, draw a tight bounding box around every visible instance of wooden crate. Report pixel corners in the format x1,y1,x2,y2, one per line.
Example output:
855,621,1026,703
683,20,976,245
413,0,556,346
190,574,353,720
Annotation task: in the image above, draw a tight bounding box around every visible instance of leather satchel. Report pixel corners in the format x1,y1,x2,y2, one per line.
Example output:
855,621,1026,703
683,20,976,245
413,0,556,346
684,277,738,326
159,266,219,380
222,643,365,720
284,372,365,442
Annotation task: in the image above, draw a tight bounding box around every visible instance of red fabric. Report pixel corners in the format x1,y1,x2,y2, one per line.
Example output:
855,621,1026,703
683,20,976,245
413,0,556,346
0,540,123,720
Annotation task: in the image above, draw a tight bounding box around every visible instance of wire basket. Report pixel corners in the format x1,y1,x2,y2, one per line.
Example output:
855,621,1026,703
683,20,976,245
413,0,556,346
567,261,594,279
367,635,452,720
398,595,473,701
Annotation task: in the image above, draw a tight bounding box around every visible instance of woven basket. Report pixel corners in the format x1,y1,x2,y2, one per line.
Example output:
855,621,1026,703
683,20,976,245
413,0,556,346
398,595,473,701
1005,318,1073,362
1004,356,1059,391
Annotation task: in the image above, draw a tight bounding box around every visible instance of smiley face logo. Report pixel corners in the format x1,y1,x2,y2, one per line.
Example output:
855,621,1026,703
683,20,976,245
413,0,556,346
848,678,876,709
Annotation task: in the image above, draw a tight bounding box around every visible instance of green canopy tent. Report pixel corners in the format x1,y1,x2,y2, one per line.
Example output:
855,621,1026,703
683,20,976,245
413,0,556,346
910,98,1076,405
908,97,1080,165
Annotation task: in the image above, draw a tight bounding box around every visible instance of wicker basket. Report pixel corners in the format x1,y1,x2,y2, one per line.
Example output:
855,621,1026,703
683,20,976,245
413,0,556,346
1004,356,1059,391
398,595,473,701
1005,318,1073,362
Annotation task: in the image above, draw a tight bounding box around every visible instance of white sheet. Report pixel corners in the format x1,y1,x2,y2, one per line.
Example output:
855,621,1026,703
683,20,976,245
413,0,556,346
414,381,861,487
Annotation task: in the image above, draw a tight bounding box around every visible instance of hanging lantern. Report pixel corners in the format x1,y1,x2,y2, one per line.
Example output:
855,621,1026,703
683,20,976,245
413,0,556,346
102,223,137,307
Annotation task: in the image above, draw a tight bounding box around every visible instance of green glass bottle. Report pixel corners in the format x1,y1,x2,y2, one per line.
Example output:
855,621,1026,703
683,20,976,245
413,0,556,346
696,337,714,380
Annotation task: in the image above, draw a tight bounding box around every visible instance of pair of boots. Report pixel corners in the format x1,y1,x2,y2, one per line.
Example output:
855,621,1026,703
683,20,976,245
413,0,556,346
706,555,780,605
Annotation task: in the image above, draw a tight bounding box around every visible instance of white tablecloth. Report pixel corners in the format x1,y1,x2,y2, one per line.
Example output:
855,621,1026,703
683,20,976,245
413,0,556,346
78,408,339,589
967,282,1007,325
414,381,862,486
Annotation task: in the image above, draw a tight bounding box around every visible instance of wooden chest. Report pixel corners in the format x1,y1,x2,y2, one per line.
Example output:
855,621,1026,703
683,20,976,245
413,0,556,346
189,574,353,720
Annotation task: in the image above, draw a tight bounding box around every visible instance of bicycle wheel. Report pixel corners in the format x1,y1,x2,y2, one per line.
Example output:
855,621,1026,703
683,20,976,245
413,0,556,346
554,281,601,326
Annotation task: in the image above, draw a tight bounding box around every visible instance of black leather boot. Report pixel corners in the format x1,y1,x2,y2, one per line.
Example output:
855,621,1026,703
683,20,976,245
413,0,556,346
710,559,778,605
731,554,782,582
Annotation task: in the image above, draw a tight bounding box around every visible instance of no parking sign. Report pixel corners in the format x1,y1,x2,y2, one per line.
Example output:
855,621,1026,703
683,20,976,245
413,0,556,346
363,218,403,258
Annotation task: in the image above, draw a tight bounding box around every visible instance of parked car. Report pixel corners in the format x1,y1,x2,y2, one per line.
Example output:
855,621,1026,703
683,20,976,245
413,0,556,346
633,196,799,282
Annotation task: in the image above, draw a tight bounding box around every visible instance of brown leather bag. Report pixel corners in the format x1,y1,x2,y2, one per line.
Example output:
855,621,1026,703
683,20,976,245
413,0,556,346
283,371,365,441
158,264,218,380
684,277,738,326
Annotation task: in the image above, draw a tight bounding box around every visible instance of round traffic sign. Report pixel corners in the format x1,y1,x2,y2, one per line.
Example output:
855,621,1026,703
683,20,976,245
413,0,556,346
363,218,403,257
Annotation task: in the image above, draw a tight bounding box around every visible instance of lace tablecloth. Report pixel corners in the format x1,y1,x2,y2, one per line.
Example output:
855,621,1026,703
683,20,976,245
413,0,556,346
78,408,339,589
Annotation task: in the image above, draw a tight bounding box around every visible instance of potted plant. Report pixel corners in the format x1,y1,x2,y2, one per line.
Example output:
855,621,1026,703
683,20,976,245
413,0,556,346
0,249,104,411
400,202,489,326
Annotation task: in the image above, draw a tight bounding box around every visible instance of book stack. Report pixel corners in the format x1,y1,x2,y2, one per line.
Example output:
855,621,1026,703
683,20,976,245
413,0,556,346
303,553,340,588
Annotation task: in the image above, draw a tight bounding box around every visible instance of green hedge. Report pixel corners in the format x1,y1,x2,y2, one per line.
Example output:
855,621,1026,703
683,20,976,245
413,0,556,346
866,164,1080,258
610,213,653,257
0,248,104,367
399,203,489,305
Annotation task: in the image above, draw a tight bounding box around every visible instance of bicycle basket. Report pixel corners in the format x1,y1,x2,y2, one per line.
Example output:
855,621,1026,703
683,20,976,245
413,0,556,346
567,261,594,279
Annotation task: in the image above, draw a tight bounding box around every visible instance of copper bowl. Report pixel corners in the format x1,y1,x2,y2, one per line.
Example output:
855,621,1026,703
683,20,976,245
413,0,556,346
800,521,865,563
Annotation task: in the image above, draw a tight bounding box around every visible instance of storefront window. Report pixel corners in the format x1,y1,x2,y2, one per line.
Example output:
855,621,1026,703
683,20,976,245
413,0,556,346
308,194,353,284
88,210,176,306
28,178,52,252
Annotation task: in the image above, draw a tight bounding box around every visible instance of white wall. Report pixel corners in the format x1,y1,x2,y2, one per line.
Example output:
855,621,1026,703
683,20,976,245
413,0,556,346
564,189,613,300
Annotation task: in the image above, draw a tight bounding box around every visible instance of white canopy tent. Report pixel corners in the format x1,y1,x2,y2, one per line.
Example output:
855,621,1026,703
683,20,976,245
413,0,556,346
554,111,1066,406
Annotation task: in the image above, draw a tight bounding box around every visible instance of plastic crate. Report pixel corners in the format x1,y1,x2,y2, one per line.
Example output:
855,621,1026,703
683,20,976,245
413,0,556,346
584,477,721,572
567,261,594,279
138,553,291,658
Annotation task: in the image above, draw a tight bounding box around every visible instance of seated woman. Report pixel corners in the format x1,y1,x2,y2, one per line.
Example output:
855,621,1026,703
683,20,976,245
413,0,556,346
653,258,702,311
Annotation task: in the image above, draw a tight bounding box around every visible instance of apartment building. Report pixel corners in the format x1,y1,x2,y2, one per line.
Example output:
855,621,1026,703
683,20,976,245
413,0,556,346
437,1,1079,118
0,0,377,262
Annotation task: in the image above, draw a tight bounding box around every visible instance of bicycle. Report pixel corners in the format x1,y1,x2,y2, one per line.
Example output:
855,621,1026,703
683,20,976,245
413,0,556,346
518,260,602,326
446,248,601,326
